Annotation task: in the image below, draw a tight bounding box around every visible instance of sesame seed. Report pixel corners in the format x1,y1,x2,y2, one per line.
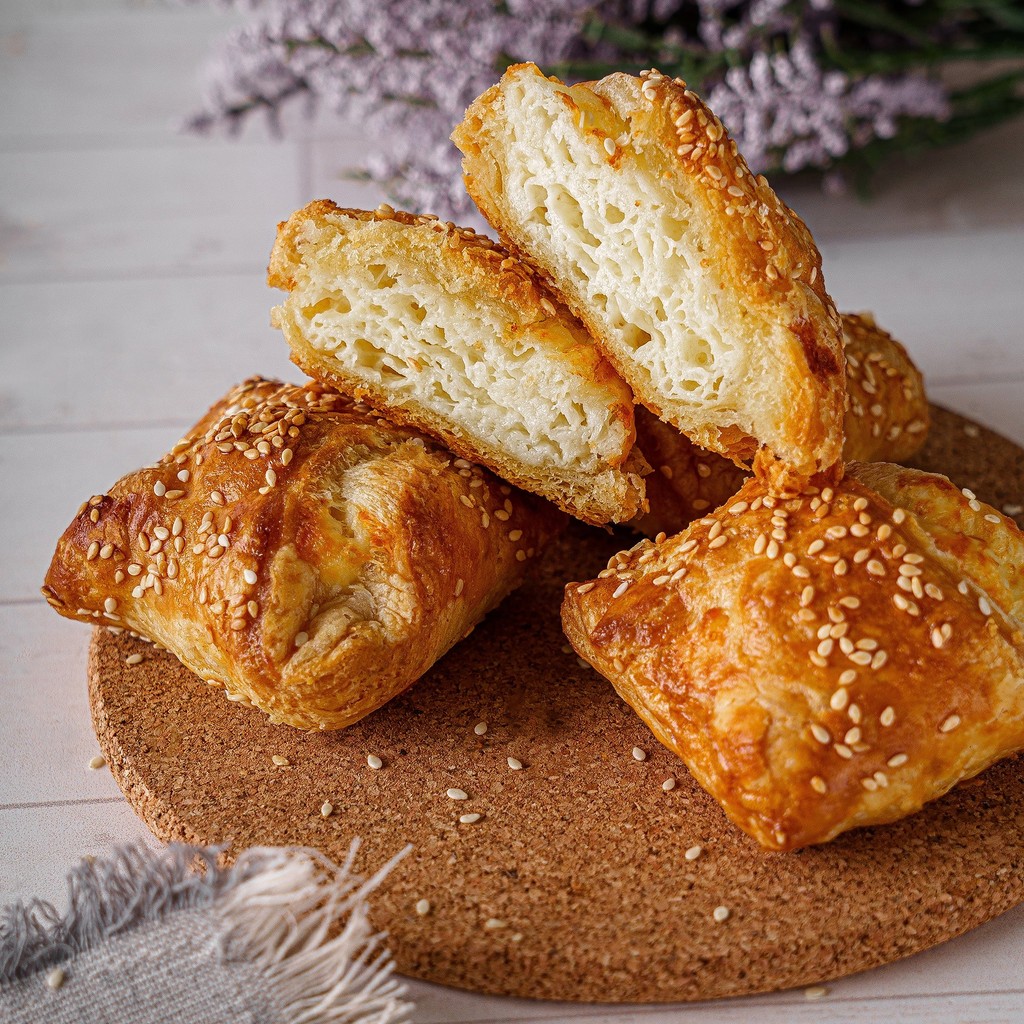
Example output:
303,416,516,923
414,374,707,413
830,689,849,711
712,906,730,923
415,898,431,916
811,724,830,744
507,757,523,770
603,136,616,155
460,812,482,824
940,714,961,733
834,744,853,759
612,581,630,599
294,631,308,647
472,721,488,736
271,755,290,766
662,777,676,791
888,753,908,768
685,845,702,861
892,508,907,524
867,560,886,576
880,707,896,727
125,653,143,666
447,788,468,800
632,746,647,762
153,481,166,497
810,776,827,794
243,569,258,585
839,669,857,685
47,967,66,990
485,918,506,930
979,596,993,616
88,754,106,770
320,800,334,817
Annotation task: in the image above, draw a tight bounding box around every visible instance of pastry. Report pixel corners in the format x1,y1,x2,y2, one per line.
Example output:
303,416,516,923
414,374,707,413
563,462,1024,850
635,312,929,536
43,377,565,731
268,200,647,525
453,63,845,485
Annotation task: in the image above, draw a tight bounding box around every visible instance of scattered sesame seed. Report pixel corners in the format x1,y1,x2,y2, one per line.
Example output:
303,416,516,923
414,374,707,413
367,754,383,770
810,776,827,794
88,754,106,770
271,755,290,766
662,778,676,791
811,724,831,744
485,918,506,930
243,569,257,585
612,581,630,599
712,906,730,923
47,967,66,990
507,757,523,770
294,631,308,647
603,136,616,155
632,746,647,761
805,986,828,1001
880,707,895,727
887,753,908,768
459,813,482,824
415,899,431,916
447,788,469,800
321,801,333,817
153,481,166,497
685,845,702,861
940,714,961,733
125,653,143,666
474,721,487,736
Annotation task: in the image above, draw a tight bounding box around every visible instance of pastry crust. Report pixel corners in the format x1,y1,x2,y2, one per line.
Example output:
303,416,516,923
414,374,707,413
453,63,845,483
634,313,929,536
563,463,1024,851
842,312,929,463
269,200,647,525
43,378,565,731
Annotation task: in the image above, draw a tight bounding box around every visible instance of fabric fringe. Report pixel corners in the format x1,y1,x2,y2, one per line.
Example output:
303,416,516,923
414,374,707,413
0,839,413,1023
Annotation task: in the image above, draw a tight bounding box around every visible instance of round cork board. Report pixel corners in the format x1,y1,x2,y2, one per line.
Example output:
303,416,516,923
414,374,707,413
89,404,1024,1003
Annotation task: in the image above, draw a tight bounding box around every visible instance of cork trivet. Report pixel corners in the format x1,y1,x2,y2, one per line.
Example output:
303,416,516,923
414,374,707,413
89,405,1024,1003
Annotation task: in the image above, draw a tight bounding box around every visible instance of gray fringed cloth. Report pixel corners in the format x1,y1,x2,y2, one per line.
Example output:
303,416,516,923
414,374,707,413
0,840,412,1024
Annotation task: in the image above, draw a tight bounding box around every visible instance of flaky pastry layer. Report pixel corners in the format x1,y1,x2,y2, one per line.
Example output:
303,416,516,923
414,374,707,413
44,378,565,730
564,462,1024,850
269,200,647,525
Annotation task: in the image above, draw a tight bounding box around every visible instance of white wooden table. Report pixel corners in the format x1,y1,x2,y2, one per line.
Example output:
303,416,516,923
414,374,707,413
1,4,1022,1021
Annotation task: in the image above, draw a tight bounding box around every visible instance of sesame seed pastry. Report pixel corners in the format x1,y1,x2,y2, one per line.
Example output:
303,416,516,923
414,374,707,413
452,63,846,487
633,312,930,536
268,199,648,526
562,462,1024,851
42,377,565,731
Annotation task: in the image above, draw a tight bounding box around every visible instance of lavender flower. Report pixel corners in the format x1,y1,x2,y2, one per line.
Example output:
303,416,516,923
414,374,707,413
707,38,949,174
183,0,966,216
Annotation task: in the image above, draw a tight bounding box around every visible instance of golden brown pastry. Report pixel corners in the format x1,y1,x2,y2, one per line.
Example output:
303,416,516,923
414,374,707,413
453,63,846,485
842,311,929,462
268,200,647,525
634,312,930,536
563,462,1024,851
43,378,565,731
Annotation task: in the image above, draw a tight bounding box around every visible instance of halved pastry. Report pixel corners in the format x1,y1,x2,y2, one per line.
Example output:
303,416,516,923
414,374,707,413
635,312,929,536
43,378,565,731
453,64,846,485
563,462,1024,851
268,200,647,525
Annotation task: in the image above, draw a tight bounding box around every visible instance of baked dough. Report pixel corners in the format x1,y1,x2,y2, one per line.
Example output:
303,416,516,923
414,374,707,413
842,312,929,463
269,200,647,525
635,312,929,536
43,378,565,731
563,462,1024,851
453,63,845,483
